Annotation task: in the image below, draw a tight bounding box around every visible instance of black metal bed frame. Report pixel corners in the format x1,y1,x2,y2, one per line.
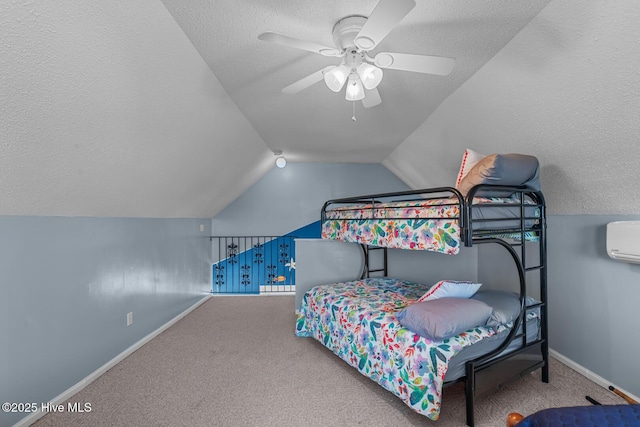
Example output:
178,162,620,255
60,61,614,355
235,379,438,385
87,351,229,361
321,185,548,427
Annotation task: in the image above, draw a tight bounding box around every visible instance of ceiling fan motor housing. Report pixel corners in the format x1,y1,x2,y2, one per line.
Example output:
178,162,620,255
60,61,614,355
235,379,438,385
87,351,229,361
332,15,367,51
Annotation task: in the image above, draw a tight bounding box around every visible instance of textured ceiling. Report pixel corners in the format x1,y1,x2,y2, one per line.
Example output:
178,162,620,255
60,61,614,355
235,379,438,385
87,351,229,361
4,1,636,218
160,0,552,163
385,0,640,215
0,0,272,218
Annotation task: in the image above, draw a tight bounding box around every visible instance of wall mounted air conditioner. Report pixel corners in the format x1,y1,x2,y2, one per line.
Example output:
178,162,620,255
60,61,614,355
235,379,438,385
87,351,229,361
606,221,640,264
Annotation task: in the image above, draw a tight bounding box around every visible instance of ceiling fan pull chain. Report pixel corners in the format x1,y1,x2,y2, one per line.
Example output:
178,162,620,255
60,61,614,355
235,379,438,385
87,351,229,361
352,101,357,121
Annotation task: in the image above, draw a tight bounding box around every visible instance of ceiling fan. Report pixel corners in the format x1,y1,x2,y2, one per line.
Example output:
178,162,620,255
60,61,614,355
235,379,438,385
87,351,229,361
258,0,455,108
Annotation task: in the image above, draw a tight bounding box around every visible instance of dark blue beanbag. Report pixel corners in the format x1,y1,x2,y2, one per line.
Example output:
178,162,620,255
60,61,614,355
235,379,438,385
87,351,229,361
518,404,640,426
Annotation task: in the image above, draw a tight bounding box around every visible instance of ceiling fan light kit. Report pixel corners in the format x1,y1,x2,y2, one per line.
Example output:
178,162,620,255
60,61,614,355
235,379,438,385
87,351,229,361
345,73,365,101
259,0,454,109
323,46,382,99
356,62,383,90
324,63,350,92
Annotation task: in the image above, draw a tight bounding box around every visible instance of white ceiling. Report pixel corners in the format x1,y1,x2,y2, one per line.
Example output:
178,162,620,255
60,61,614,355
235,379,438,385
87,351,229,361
159,0,552,163
385,0,640,215
0,1,272,218
2,0,638,218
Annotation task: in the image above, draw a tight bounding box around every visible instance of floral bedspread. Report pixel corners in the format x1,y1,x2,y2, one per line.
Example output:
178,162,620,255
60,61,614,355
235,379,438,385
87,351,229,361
322,198,461,254
295,278,498,420
321,196,539,254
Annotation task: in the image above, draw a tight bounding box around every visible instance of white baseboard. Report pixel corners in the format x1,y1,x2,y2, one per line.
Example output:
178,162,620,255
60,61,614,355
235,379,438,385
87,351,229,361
14,294,212,427
211,291,295,296
260,285,295,293
549,348,640,404
261,291,295,296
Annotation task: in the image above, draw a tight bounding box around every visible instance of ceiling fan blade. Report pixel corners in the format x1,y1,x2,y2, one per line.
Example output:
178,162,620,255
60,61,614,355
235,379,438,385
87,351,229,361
362,87,382,108
258,32,341,57
282,66,334,94
373,52,455,75
354,0,416,50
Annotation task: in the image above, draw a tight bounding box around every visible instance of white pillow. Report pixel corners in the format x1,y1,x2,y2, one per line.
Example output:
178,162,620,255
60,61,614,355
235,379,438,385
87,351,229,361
455,149,486,188
417,280,482,302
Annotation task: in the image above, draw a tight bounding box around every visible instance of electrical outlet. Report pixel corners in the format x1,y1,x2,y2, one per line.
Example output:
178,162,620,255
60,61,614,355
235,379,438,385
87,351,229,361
127,312,133,326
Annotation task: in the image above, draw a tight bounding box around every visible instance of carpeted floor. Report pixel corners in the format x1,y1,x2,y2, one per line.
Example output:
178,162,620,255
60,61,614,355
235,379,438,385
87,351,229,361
32,296,623,427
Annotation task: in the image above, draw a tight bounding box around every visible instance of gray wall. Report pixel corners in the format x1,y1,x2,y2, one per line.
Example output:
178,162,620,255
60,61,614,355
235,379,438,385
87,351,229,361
478,214,640,398
477,240,542,301
295,240,478,311
387,246,478,285
547,215,640,397
0,216,212,427
211,163,411,236
295,240,364,310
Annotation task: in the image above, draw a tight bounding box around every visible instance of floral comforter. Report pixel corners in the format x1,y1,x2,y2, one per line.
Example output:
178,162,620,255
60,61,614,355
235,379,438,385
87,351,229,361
321,196,539,254
295,278,499,420
322,197,461,254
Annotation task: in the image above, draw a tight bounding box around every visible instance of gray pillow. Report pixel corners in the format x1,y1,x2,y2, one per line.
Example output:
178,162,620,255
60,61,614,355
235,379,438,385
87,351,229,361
457,153,541,197
471,290,521,326
396,297,493,340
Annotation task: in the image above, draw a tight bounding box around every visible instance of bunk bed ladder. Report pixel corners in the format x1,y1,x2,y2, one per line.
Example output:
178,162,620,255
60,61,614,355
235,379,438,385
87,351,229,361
360,245,388,279
462,188,548,427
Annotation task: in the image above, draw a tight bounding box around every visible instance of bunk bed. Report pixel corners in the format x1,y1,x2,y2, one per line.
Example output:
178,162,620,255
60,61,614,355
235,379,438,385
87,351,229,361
295,155,548,427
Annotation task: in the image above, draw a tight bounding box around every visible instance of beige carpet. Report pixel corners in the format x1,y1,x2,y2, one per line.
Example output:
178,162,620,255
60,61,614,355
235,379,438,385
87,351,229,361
33,296,622,427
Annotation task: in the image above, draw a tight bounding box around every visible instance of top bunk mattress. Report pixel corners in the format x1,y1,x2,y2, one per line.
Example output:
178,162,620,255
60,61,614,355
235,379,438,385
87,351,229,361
322,193,541,254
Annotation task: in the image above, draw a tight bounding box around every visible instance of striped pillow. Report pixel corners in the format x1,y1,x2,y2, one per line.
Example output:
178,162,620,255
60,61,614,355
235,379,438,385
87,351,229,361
418,280,482,302
456,148,486,188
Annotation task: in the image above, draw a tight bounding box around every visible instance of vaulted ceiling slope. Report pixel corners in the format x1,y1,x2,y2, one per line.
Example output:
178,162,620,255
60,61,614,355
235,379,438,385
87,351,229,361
2,1,638,219
385,0,640,214
160,0,552,163
1,1,272,218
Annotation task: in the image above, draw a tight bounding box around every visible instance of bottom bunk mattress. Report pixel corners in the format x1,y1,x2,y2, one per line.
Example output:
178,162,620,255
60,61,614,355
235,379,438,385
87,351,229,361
295,277,538,420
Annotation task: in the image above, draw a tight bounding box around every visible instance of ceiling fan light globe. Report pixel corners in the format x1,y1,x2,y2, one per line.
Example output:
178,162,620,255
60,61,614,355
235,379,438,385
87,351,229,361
345,74,365,101
324,64,350,92
357,63,383,90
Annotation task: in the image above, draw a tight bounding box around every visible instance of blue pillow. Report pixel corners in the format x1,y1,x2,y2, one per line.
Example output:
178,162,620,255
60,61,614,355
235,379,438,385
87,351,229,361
457,153,541,197
471,290,521,326
396,297,493,340
472,290,540,326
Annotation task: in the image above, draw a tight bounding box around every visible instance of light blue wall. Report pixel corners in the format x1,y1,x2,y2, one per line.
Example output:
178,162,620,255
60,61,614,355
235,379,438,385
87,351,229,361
0,216,211,427
212,163,411,236
295,240,365,309
547,215,640,397
213,162,415,302
478,214,640,398
295,240,478,310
